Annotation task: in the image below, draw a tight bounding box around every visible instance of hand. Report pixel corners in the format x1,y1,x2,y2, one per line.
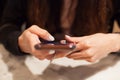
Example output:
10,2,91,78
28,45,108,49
18,25,55,60
48,40,76,59
65,33,120,62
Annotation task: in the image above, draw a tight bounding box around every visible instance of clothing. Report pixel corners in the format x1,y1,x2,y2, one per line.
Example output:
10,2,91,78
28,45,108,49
0,0,27,55
0,0,120,55
0,0,7,21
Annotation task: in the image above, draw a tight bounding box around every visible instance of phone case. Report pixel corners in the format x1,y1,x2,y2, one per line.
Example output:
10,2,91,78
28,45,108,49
34,41,76,51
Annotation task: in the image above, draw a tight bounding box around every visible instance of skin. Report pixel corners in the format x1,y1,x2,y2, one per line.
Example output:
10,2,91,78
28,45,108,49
18,25,55,60
65,33,120,62
18,25,120,62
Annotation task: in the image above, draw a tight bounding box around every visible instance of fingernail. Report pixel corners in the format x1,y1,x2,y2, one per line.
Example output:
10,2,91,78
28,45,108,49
48,35,55,41
60,40,67,44
49,50,55,55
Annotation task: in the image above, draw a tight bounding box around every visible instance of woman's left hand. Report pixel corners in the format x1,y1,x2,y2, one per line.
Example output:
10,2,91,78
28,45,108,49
65,33,120,62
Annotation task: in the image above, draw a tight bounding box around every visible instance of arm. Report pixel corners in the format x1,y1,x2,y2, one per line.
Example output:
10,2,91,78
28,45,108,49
0,0,56,60
0,0,27,55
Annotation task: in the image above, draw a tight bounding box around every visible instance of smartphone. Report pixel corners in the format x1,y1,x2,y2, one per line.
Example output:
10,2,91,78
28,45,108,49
34,40,76,51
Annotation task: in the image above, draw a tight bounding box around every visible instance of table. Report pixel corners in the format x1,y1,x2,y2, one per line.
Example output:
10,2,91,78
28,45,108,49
0,44,120,80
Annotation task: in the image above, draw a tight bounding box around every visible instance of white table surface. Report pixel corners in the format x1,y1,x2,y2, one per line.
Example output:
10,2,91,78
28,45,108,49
0,44,120,80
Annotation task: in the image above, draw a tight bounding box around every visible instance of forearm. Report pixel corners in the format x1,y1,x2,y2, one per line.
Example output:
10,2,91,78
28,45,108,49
0,24,28,56
0,0,28,56
111,33,120,52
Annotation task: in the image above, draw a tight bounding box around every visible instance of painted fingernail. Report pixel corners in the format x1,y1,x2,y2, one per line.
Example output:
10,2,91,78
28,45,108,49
48,35,55,41
49,50,55,55
60,40,67,44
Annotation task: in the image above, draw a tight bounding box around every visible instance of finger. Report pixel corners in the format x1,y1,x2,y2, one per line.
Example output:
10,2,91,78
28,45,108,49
35,55,45,60
35,49,56,58
28,25,54,41
26,28,55,56
27,33,55,58
65,35,88,50
72,57,90,60
46,54,55,60
89,53,108,62
21,31,41,53
34,50,53,60
65,35,88,42
28,36,51,56
34,49,55,58
54,50,70,58
86,59,100,63
67,49,94,58
76,43,88,51
65,35,81,42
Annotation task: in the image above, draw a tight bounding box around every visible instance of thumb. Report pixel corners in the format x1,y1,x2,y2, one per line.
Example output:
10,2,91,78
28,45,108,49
28,25,55,41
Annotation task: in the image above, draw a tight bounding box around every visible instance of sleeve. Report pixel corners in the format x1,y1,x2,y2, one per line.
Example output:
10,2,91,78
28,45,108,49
112,0,120,26
0,0,28,56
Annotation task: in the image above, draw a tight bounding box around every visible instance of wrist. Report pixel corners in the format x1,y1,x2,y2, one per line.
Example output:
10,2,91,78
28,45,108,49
109,33,120,52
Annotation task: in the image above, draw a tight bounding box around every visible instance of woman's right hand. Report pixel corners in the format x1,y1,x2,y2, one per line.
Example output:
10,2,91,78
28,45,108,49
18,25,55,60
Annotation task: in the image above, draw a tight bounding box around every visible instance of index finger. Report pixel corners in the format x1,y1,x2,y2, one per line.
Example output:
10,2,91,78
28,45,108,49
65,35,86,43
28,25,55,41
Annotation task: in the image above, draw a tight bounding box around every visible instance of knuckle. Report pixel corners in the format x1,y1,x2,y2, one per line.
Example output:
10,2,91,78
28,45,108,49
28,25,38,31
86,50,94,57
41,30,49,37
76,42,85,49
80,41,86,46
28,26,33,30
31,25,37,29
86,53,93,57
22,30,27,34
23,30,30,36
84,40,91,47
81,41,89,48
42,30,48,35
89,58,96,62
31,49,36,54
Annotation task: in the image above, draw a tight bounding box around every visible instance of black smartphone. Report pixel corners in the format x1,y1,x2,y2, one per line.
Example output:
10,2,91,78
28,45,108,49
34,40,76,51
